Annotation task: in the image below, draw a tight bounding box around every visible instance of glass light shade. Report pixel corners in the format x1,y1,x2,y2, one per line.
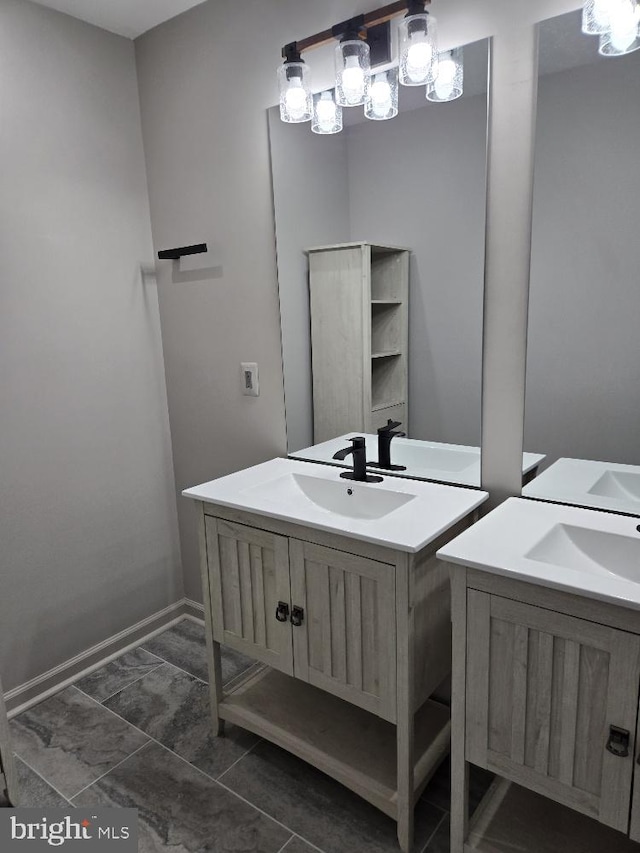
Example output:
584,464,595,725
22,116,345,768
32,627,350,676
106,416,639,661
399,13,438,86
312,90,343,134
598,0,640,53
582,0,614,34
335,39,370,106
364,68,399,121
278,61,312,123
426,48,464,102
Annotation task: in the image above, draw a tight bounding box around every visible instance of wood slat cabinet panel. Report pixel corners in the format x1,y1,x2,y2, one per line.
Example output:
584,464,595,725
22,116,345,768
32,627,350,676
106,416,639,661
465,590,640,833
205,517,294,675
289,539,397,723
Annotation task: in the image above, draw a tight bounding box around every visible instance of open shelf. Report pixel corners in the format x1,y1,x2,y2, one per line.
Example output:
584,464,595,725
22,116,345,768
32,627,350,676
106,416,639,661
371,251,406,301
465,778,640,853
371,299,403,305
372,350,402,359
371,302,403,355
219,666,450,821
372,354,404,410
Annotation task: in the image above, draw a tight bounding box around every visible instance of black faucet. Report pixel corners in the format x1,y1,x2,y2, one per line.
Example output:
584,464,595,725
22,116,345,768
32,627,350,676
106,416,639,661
369,420,407,471
332,437,383,483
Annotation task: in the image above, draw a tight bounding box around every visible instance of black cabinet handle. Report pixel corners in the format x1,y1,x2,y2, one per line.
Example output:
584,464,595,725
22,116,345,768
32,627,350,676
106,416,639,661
607,725,630,758
275,602,290,623
290,606,304,627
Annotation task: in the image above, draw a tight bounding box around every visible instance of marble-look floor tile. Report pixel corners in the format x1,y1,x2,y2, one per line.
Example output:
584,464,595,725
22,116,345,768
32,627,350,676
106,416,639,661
423,813,449,853
282,838,323,853
104,664,258,778
221,741,445,853
141,619,253,685
9,687,148,798
73,741,291,853
14,757,72,807
75,648,164,702
420,757,494,815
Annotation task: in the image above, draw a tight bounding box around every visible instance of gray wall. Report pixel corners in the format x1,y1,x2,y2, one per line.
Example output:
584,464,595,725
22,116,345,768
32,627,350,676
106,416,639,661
347,94,487,446
525,54,640,469
0,0,182,690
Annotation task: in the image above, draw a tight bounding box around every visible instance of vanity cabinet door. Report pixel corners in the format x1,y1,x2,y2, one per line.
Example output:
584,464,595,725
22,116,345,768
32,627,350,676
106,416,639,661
205,517,294,675
465,591,640,834
289,540,397,723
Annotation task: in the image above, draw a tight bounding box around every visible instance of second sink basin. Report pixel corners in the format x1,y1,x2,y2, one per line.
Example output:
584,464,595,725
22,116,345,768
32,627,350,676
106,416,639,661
242,472,416,520
526,523,640,582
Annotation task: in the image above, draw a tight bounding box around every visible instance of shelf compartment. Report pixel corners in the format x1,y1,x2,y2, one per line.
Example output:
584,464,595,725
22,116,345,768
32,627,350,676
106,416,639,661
371,302,403,355
371,251,407,301
465,778,640,853
372,353,404,411
219,666,450,820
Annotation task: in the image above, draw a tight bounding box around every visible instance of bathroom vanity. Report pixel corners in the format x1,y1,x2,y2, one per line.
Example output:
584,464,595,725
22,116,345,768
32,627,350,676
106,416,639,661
184,457,488,851
438,498,640,853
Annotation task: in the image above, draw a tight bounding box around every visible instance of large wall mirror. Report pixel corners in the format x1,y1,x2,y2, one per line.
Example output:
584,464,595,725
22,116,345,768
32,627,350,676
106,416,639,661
523,10,640,516
269,36,542,488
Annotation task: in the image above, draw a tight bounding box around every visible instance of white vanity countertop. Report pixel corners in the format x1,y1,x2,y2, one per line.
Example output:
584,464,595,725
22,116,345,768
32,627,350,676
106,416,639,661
289,434,545,487
437,497,640,611
183,457,488,553
522,457,640,515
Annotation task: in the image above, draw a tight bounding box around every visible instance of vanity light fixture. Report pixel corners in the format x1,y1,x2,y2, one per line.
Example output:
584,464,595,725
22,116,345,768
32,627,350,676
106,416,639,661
398,0,438,86
278,43,312,123
312,89,343,134
426,47,464,102
581,0,640,55
365,67,399,120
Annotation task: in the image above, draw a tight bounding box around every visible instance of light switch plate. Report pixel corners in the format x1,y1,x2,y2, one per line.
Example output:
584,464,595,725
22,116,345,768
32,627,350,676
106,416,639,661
241,362,259,397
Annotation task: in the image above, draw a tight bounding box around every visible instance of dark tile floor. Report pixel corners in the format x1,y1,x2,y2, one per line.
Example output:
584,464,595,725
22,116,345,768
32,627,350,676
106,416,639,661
5,618,492,852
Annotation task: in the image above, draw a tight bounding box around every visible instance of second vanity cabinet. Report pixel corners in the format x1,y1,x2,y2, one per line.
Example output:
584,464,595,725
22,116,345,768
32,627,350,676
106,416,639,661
197,500,478,852
448,567,640,853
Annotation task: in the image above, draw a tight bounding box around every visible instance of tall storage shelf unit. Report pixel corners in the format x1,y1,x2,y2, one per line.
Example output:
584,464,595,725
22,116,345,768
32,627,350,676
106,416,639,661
306,242,410,444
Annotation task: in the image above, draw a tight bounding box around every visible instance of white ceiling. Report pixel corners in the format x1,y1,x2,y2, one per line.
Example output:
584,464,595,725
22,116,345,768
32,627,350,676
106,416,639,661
30,0,208,39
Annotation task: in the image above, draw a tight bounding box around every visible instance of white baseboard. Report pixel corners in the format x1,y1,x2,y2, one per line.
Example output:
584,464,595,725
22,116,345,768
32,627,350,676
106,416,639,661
183,598,205,622
4,599,192,718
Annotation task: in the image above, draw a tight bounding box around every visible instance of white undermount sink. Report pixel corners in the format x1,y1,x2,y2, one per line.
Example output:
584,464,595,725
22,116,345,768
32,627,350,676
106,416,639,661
588,470,640,501
182,457,488,552
526,523,640,582
242,472,415,520
437,497,640,610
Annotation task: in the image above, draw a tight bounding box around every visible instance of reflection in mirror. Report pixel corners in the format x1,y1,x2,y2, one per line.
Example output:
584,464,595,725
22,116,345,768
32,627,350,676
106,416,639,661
269,38,536,488
523,10,640,516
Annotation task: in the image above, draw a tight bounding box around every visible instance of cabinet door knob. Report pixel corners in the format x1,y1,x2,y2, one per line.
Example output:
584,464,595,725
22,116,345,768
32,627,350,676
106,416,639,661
275,602,290,623
290,606,304,627
607,725,630,758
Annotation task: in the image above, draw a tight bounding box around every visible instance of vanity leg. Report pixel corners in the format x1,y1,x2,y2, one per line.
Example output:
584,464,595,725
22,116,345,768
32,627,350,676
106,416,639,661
396,554,414,853
198,501,225,737
450,569,468,852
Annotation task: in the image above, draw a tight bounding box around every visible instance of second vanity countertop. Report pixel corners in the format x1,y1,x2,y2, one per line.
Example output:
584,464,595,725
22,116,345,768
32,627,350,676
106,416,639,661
437,497,640,611
183,457,488,553
522,457,640,515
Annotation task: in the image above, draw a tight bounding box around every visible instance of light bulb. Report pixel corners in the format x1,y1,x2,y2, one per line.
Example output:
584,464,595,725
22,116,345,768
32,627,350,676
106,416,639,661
316,93,337,131
342,55,365,104
370,74,392,117
406,41,433,82
609,0,640,50
593,0,611,26
434,54,456,100
285,79,308,121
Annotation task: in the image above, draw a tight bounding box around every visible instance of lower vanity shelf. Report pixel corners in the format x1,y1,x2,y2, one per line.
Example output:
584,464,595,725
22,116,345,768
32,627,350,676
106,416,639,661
219,664,451,821
467,778,640,853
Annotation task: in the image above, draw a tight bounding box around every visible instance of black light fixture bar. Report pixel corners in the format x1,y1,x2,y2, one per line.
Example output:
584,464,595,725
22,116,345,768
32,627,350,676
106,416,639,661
158,243,208,261
290,0,430,55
